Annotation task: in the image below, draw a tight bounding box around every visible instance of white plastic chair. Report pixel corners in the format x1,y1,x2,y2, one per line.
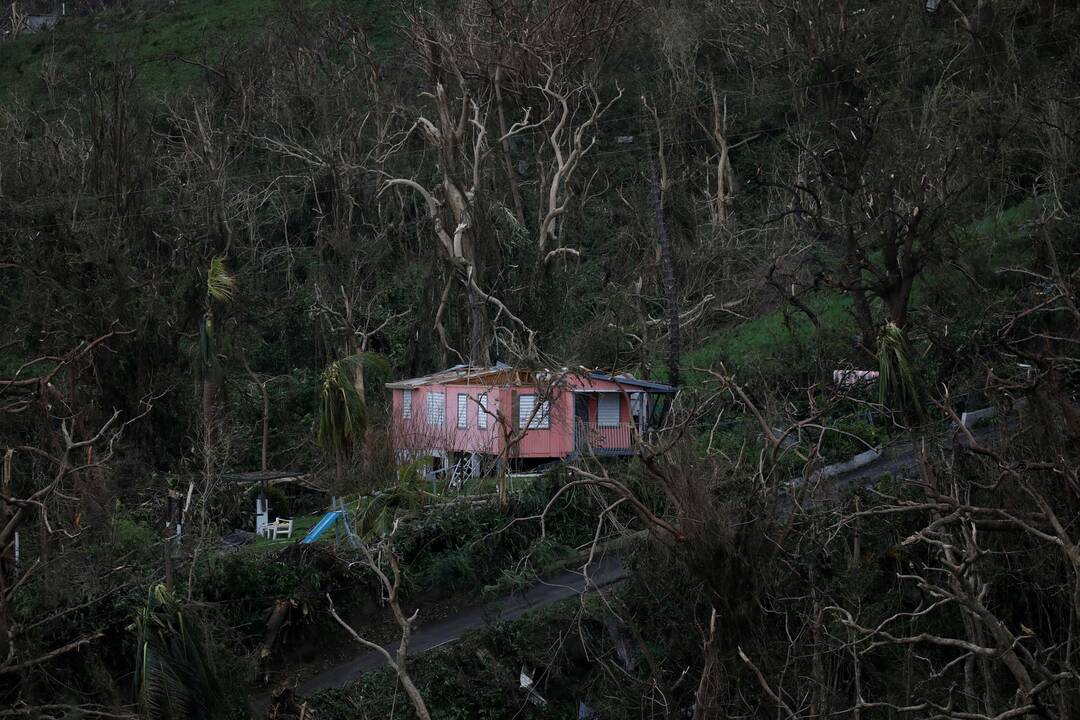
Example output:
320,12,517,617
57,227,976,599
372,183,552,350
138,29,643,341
271,518,293,540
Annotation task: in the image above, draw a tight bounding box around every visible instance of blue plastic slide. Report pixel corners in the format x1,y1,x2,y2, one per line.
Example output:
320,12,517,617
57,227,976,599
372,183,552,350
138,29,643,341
300,510,341,544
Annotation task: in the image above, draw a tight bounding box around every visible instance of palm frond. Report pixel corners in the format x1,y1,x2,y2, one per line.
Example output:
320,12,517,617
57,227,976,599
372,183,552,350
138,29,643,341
206,256,236,303
877,322,926,421
134,584,224,720
316,353,387,459
339,351,391,378
355,459,433,537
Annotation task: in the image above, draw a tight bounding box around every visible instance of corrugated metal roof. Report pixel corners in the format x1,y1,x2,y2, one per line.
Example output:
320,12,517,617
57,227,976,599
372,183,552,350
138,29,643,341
386,365,676,393
385,362,515,389
588,372,677,393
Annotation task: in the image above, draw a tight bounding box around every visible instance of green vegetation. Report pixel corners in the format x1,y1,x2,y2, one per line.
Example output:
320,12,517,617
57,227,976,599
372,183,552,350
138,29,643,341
1,0,275,100
134,584,227,720
307,597,588,720
3,1,1079,719
0,0,399,101
682,292,855,384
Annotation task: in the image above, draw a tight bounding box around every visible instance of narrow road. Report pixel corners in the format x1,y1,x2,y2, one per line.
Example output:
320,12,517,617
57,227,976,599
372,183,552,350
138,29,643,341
828,421,1001,495
297,552,626,696
298,418,1003,697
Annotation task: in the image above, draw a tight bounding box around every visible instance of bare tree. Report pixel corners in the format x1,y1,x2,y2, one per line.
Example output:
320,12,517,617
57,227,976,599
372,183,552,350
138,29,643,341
327,520,431,720
379,5,624,364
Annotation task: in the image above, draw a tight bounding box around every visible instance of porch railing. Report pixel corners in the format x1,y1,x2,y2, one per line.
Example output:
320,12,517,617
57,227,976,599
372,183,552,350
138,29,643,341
574,421,637,455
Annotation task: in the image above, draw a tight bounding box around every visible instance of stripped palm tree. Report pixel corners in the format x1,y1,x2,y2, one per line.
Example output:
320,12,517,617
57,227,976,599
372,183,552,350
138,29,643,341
877,322,926,423
317,352,389,488
196,257,236,440
134,584,224,720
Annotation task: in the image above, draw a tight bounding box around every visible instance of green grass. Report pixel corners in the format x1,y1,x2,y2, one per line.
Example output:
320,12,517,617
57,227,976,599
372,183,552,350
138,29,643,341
243,512,320,554
241,474,522,556
961,197,1043,267
682,292,857,385
909,197,1045,350
0,0,399,102
679,198,1045,389
0,352,54,377
453,473,543,495
1,0,273,101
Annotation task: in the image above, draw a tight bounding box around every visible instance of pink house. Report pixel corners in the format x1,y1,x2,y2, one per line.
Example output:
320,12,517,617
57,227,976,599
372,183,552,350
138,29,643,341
386,364,676,472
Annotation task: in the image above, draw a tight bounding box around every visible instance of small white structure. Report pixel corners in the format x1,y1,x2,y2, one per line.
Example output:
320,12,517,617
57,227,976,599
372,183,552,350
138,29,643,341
519,667,547,706
255,496,269,536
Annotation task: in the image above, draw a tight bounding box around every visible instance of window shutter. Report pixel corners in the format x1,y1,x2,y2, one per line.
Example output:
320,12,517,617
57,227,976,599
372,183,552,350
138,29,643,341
477,393,488,429
534,400,550,429
427,392,445,426
598,394,620,427
516,394,550,429
518,394,535,430
512,392,521,430
457,393,468,428
402,390,412,419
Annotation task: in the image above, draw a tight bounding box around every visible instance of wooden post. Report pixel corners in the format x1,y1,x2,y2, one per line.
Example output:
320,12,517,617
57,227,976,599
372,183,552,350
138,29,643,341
1,449,12,580
1,449,11,531
334,497,341,548
0,449,11,664
164,493,174,591
850,495,862,569
38,505,48,562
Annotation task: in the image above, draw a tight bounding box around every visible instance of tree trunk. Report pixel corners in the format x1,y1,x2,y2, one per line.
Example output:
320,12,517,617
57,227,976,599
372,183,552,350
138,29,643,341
260,383,270,472
467,286,490,367
852,289,876,352
494,67,526,226
243,362,271,473
650,162,680,388
884,277,914,329
444,176,491,366
497,470,509,511
0,450,12,663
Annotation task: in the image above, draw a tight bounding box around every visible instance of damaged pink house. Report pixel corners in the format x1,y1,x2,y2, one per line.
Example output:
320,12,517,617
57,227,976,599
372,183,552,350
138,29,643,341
386,364,676,473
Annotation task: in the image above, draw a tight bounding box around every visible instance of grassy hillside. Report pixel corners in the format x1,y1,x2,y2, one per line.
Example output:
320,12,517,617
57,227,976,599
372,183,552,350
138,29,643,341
680,198,1043,387
0,0,395,100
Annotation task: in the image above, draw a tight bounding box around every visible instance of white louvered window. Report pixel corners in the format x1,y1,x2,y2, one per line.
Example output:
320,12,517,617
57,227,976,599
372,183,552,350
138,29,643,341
477,393,489,429
402,390,413,419
519,394,550,429
426,392,445,426
457,393,468,428
597,394,620,427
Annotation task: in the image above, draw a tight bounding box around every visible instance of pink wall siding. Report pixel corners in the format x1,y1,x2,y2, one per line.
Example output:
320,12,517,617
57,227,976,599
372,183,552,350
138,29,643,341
509,386,574,458
391,385,503,455
390,373,642,459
